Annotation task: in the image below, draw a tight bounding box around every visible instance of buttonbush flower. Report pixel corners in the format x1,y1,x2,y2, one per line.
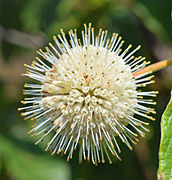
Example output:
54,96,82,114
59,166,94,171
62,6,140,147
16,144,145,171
19,23,157,165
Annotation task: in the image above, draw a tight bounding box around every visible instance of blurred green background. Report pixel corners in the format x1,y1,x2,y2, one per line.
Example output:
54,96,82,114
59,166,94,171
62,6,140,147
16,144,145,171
0,0,172,179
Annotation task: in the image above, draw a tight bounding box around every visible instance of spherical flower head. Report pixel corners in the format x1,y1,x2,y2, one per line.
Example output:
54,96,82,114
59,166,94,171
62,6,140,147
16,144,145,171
19,23,157,165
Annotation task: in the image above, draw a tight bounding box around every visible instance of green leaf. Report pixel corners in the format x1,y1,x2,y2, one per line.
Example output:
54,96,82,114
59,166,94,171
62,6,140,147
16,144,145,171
158,90,172,180
0,135,71,180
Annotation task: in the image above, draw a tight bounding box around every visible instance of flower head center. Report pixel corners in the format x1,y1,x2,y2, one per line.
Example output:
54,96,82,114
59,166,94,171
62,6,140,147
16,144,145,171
41,45,137,134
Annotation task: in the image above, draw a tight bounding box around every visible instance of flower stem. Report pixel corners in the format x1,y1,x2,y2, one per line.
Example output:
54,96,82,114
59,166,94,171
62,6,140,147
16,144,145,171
132,59,172,76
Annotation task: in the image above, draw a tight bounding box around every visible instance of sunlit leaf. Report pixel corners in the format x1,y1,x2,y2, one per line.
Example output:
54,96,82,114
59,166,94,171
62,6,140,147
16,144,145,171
158,90,172,180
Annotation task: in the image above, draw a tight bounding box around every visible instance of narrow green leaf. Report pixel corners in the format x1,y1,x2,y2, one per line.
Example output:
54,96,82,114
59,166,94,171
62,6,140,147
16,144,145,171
158,90,172,180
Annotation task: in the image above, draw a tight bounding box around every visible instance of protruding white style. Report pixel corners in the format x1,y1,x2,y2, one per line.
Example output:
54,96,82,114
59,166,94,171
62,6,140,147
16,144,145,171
19,23,157,165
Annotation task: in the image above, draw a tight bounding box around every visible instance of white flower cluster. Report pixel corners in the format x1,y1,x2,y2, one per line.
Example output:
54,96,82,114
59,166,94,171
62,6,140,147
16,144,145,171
19,23,157,165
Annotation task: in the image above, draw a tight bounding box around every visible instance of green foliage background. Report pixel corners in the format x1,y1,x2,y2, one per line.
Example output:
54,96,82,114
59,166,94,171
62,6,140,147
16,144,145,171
0,0,172,180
